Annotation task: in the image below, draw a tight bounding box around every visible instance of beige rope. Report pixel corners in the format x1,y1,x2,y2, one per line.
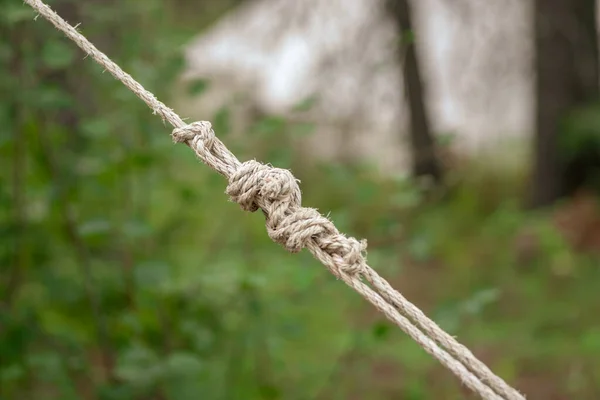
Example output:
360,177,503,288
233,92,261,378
23,1,526,399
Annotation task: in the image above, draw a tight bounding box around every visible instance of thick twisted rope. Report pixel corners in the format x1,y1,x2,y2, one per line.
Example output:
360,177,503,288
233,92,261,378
23,1,526,399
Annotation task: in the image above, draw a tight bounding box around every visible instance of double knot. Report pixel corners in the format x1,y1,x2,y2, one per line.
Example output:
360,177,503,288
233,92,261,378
172,122,367,276
225,160,367,276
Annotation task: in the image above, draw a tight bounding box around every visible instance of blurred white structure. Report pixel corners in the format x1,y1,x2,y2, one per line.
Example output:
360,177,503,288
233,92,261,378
178,0,534,173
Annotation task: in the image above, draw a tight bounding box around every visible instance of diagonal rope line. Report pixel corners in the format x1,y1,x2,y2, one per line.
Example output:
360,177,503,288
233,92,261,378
22,1,526,399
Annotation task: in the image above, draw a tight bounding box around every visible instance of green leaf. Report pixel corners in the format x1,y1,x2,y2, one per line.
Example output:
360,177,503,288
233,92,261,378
26,352,63,378
96,383,135,400
133,261,170,289
186,79,210,96
371,321,391,340
78,219,112,238
130,150,157,169
252,116,286,136
28,86,73,110
41,40,76,70
461,288,500,315
39,308,94,345
162,353,205,400
180,320,215,352
164,352,204,376
123,219,153,239
115,345,162,390
0,364,26,383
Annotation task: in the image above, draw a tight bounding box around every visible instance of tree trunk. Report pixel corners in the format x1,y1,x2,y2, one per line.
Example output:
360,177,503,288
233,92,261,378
387,0,443,183
530,0,599,207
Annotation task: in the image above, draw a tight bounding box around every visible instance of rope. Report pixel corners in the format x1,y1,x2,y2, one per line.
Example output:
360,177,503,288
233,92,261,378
23,1,526,399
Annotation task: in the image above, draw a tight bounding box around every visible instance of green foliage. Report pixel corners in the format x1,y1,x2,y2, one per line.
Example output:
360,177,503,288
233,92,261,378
560,102,600,159
1,1,599,399
186,79,210,97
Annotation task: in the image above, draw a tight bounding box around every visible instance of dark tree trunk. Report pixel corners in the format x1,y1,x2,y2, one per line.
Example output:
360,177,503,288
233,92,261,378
530,0,599,207
387,0,443,183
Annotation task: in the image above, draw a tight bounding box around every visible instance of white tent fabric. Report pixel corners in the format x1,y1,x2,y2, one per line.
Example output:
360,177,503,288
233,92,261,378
179,0,533,173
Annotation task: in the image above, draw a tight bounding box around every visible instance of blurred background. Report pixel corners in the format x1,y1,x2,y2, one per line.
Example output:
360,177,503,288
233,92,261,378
1,0,599,399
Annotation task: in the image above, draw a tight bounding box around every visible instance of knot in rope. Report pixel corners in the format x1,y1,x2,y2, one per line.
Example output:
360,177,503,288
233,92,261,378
225,160,367,276
172,122,367,272
225,160,332,252
323,236,368,276
226,160,301,212
172,121,215,148
171,121,241,178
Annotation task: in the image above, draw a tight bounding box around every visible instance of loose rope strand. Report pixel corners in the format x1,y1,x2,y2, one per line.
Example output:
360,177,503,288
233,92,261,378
22,1,526,399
